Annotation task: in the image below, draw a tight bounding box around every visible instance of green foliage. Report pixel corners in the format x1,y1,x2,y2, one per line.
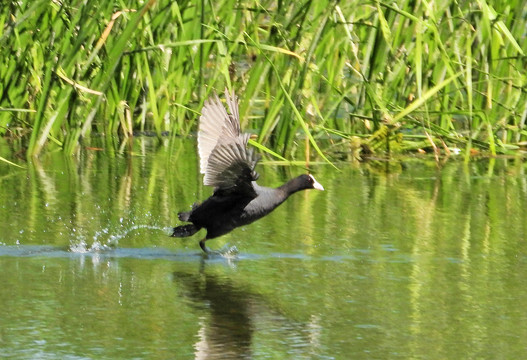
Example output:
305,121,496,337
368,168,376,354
0,0,525,159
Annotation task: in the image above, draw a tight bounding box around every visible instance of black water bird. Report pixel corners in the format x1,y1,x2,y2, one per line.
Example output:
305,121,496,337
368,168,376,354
172,89,324,253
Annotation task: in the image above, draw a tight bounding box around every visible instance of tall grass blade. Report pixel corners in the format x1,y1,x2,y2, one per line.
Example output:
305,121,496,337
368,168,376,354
392,72,462,123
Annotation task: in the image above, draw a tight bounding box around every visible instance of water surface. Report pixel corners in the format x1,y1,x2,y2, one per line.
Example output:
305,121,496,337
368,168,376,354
1,138,526,359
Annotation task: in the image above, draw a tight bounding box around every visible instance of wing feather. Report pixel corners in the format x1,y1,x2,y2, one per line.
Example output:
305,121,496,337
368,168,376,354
198,90,241,174
198,89,260,192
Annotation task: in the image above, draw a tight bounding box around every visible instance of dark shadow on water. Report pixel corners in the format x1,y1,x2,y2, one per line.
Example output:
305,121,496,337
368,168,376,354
173,269,255,359
171,259,330,359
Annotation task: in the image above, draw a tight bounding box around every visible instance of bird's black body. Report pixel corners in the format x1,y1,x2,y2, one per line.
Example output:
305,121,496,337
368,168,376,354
176,190,254,239
171,90,324,253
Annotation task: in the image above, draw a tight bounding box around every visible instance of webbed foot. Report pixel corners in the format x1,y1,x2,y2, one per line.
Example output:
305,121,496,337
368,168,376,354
199,239,238,257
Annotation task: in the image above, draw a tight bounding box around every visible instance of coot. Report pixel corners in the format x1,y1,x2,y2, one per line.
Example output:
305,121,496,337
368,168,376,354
172,89,324,253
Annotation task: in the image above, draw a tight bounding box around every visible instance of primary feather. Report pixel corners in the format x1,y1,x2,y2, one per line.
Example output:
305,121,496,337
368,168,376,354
198,89,259,190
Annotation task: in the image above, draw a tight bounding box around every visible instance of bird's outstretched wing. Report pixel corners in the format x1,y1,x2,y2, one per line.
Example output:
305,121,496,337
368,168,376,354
198,89,260,193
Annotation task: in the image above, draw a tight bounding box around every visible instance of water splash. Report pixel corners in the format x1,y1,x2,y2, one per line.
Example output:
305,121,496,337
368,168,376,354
69,224,170,254
220,245,239,258
69,238,112,253
203,244,240,260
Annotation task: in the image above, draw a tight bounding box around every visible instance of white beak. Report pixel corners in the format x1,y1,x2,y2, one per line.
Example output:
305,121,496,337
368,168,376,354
309,174,324,191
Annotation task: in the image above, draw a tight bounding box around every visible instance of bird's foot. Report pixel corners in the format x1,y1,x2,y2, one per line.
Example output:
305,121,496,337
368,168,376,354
200,239,238,258
220,244,239,257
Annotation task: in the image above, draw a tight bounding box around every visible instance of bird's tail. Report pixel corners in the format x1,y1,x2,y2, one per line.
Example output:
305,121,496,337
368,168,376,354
171,224,199,237
178,211,191,222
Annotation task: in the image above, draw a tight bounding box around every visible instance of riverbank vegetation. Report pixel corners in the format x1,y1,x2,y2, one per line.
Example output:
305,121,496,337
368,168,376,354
1,0,525,163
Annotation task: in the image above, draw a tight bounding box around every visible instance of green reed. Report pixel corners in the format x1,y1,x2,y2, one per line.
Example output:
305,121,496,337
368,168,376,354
0,0,525,161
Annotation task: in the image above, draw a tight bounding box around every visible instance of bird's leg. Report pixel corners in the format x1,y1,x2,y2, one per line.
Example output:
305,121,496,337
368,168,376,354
199,238,237,256
199,238,212,254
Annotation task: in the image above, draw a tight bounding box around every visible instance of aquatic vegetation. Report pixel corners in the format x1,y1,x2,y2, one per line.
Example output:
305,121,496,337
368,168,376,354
0,0,525,160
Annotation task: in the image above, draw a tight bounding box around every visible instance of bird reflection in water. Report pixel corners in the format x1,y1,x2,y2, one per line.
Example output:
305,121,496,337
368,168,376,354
173,269,254,359
173,261,324,359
